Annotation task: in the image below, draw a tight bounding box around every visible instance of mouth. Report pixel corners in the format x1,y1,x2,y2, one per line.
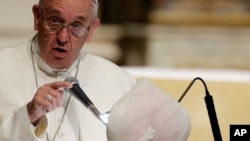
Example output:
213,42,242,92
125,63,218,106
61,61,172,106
53,47,68,53
51,47,69,59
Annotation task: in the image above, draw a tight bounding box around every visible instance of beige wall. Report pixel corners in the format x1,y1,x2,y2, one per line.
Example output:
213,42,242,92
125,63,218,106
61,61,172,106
0,0,35,29
0,0,36,47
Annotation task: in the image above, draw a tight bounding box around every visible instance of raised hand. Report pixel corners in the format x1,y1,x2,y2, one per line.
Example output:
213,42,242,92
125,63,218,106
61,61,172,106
27,81,72,125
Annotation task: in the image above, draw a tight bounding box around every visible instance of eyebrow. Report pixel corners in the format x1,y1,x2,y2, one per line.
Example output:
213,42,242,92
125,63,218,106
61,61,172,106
46,9,87,22
47,9,61,15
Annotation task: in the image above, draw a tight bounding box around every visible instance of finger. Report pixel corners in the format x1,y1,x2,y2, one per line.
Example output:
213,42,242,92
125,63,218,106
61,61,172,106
48,81,72,90
47,88,64,107
57,90,64,106
28,88,56,123
47,95,57,110
38,91,54,112
36,95,53,113
45,104,53,113
36,82,69,109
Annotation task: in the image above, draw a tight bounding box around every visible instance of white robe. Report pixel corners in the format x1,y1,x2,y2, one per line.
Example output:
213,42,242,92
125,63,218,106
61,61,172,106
0,39,136,141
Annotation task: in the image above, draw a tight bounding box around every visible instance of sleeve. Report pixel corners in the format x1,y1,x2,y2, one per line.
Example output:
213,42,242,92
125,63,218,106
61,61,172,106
0,104,48,141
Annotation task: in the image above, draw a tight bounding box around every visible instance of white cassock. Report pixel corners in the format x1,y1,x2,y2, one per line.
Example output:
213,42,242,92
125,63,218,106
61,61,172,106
107,77,191,141
0,38,136,141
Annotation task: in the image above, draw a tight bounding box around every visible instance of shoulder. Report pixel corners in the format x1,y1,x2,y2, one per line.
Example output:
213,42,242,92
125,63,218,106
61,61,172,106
0,40,32,74
0,46,15,57
0,40,30,62
81,52,133,75
81,52,121,70
79,51,136,87
0,40,34,88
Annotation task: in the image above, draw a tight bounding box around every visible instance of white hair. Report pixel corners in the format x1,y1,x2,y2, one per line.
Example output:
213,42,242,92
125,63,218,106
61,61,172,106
39,0,98,18
92,0,98,18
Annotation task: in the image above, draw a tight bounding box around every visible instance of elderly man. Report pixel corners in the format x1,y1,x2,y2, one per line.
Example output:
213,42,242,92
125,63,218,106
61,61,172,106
0,0,136,140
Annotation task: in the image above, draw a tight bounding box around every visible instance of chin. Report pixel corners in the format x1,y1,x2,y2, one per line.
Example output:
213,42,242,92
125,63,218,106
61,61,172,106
49,60,70,70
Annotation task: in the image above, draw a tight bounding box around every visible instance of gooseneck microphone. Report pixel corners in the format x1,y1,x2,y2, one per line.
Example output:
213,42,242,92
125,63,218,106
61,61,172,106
178,77,223,141
64,77,108,125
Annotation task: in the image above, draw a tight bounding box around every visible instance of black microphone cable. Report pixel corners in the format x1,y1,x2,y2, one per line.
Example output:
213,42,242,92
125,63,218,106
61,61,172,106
178,77,223,141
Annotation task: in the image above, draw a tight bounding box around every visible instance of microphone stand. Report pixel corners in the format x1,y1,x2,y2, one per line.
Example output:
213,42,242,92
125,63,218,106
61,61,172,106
178,77,223,141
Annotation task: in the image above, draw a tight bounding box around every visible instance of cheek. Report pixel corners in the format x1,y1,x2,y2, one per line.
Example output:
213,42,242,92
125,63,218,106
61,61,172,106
71,43,84,58
72,37,86,53
38,32,56,55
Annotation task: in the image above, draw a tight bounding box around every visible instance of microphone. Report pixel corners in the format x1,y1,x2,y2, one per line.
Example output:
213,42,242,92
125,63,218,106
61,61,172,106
65,77,108,125
178,77,223,141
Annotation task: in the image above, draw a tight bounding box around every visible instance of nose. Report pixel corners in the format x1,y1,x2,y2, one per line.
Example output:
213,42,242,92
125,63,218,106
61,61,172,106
56,26,69,46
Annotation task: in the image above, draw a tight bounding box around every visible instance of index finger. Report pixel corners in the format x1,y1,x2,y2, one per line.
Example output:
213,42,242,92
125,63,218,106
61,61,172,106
48,81,73,90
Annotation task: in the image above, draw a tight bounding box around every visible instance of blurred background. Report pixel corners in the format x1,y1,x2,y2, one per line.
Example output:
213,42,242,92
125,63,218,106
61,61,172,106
1,0,250,70
1,0,250,141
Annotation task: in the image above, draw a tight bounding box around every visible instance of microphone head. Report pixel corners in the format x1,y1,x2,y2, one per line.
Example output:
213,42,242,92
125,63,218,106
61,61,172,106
65,77,79,84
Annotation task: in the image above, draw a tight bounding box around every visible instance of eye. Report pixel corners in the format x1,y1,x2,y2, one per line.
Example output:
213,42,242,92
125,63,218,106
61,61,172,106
49,16,62,25
70,22,83,31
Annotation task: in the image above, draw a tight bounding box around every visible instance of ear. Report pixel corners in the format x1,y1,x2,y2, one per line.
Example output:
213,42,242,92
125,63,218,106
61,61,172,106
32,4,40,31
85,18,100,42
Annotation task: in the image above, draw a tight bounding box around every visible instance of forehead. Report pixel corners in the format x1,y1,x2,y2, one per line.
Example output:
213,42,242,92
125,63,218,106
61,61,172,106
41,0,94,20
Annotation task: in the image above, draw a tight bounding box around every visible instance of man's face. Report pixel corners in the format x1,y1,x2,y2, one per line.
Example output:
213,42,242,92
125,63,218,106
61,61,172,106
33,0,99,69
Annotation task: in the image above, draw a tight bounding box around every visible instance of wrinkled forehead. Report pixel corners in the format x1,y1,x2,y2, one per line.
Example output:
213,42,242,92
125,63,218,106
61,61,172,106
39,0,98,19
39,0,98,5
